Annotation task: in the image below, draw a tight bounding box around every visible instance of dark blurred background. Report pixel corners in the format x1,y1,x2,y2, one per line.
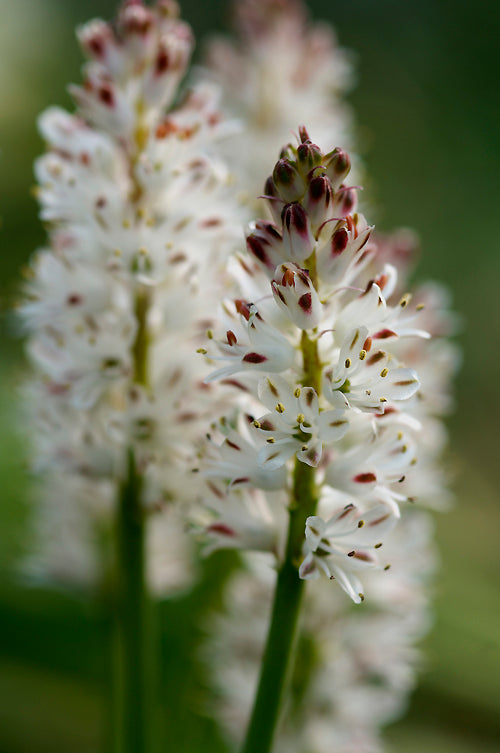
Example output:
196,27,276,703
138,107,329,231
1,0,499,751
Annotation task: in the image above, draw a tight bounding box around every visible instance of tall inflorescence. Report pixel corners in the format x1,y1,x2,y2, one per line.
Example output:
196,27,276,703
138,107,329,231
203,0,354,203
20,0,240,594
198,129,456,752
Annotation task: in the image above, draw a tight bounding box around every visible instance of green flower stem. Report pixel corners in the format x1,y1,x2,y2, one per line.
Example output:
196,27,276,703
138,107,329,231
112,285,156,753
113,448,156,753
241,322,321,753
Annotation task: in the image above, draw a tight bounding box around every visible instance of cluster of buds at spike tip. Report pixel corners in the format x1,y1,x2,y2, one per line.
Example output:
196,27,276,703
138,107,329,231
263,130,353,234
199,126,435,604
74,1,193,143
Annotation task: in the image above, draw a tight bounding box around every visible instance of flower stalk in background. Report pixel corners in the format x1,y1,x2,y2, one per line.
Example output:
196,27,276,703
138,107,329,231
20,1,239,751
203,0,355,203
198,127,444,753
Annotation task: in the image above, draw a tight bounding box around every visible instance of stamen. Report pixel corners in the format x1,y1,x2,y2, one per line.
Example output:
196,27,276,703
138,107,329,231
267,437,276,444
253,420,261,428
296,413,305,424
380,367,389,378
294,387,301,397
374,543,383,549
275,402,285,413
345,357,352,368
357,520,365,528
359,349,367,360
196,348,207,354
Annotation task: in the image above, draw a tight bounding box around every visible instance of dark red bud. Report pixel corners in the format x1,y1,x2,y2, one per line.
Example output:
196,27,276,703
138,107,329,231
325,147,351,187
273,159,306,202
282,202,308,236
298,125,311,143
246,235,271,267
333,186,358,217
296,142,323,174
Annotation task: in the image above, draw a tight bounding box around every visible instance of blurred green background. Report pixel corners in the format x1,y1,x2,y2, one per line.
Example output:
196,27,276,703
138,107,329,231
1,0,499,751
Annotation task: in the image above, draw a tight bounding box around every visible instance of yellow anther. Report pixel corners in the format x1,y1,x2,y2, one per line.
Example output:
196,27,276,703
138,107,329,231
416,303,425,311
401,444,408,453
358,593,365,602
267,437,276,444
253,420,261,429
296,413,305,424
138,247,148,255
410,457,418,465
113,249,122,257
345,357,352,368
196,348,207,354
357,520,365,528
137,207,146,219
399,293,411,308
397,432,403,440
384,564,391,571
294,387,301,398
379,397,387,403
374,542,383,549
301,445,308,451
359,349,367,360
380,367,389,378
275,402,285,414
122,219,131,229
207,329,214,339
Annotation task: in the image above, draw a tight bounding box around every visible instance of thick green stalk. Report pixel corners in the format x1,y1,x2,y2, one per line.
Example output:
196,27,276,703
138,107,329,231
112,283,157,753
113,448,156,753
241,318,321,753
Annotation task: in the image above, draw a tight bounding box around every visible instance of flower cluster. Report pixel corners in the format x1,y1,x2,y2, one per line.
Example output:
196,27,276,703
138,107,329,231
200,127,428,602
200,124,456,750
21,0,240,592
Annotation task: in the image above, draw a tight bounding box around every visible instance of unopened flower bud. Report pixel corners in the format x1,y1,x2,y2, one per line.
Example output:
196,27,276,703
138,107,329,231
272,159,306,203
281,203,315,262
303,175,333,235
246,220,284,273
296,141,323,176
78,20,117,63
118,1,155,38
332,186,358,218
263,175,284,224
271,263,322,329
325,147,351,190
